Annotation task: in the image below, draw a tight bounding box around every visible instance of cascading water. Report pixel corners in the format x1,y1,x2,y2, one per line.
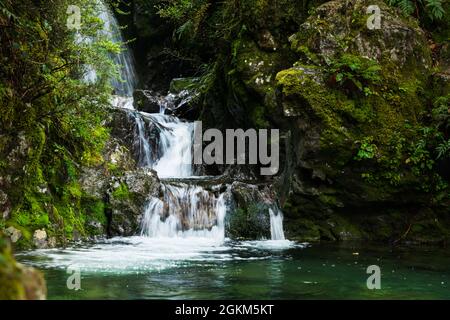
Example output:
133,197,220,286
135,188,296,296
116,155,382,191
269,207,286,240
99,0,287,242
140,185,227,240
148,114,194,178
98,1,137,96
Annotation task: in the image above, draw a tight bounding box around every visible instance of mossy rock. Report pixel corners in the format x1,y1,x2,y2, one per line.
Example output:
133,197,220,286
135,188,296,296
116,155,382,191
226,204,271,240
0,233,46,299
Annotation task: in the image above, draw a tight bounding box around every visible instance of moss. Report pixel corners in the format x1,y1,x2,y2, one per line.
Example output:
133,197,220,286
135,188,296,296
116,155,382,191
227,204,271,240
285,218,322,241
112,182,131,200
0,233,46,299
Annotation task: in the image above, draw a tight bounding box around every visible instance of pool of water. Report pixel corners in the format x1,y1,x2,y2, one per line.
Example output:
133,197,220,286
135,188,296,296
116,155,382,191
16,238,450,299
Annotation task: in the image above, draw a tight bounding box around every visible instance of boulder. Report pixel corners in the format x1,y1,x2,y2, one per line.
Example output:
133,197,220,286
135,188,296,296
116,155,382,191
32,229,47,248
133,90,161,113
5,226,22,243
226,182,278,239
0,233,47,299
108,168,161,236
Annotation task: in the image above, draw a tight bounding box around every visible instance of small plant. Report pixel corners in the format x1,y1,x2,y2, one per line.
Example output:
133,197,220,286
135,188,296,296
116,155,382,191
355,137,378,160
432,94,449,131
436,139,450,159
328,54,382,93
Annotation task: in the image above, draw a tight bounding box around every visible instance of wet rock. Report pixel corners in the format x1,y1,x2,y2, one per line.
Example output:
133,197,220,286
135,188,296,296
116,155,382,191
108,168,161,236
32,229,47,249
107,108,140,156
5,226,22,243
226,182,276,239
133,89,161,113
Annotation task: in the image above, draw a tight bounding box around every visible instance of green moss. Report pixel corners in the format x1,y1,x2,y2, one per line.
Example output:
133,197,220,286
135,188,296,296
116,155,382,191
112,183,130,200
0,236,26,299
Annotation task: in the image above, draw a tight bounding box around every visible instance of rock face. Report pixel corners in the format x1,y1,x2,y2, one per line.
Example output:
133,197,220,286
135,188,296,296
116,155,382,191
77,108,162,238
159,0,448,242
289,0,431,74
107,168,161,236
79,153,161,237
226,182,278,240
273,0,449,242
0,234,47,300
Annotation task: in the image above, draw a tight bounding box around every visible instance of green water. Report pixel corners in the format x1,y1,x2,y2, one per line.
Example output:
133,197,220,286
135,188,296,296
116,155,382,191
17,241,450,299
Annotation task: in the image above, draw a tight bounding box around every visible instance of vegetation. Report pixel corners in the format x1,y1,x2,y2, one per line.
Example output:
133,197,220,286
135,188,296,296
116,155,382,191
387,0,445,20
0,0,120,247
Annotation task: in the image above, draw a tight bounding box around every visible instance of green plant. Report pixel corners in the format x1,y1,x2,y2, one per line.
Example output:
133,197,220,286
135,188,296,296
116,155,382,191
112,183,130,200
436,139,450,159
387,0,445,20
0,0,118,245
328,54,382,93
355,137,378,160
432,94,450,131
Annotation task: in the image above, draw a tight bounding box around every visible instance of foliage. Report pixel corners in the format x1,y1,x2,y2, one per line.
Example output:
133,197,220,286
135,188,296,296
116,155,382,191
0,0,122,245
156,0,211,42
112,183,130,200
355,137,378,160
328,54,382,94
387,0,445,20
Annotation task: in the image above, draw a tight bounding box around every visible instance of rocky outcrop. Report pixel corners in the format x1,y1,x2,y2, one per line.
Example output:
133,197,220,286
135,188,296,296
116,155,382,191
79,152,161,237
107,168,161,236
133,90,161,113
161,0,449,242
273,0,449,242
226,182,278,239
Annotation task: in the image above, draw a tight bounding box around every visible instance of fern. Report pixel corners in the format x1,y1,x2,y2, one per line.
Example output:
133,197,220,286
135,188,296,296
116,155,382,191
387,0,446,20
426,0,445,19
436,140,450,159
389,0,415,15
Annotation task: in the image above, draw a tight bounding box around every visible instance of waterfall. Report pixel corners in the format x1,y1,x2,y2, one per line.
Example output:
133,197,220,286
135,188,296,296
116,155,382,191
269,208,286,240
84,0,137,96
98,3,137,96
98,0,287,243
150,115,194,178
132,113,152,167
140,184,227,240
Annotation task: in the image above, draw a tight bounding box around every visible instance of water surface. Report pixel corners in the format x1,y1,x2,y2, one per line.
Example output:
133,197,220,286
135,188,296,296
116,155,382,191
17,239,450,299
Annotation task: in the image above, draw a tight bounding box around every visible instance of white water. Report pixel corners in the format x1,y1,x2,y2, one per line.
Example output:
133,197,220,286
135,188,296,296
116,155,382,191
131,112,153,167
17,237,303,274
140,186,227,240
149,114,194,178
96,1,137,96
269,208,286,240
